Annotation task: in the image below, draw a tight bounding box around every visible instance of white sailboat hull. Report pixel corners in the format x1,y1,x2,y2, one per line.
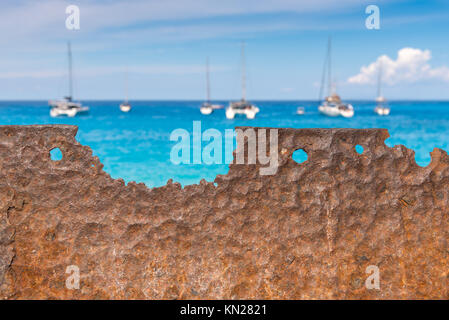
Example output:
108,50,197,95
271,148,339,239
296,107,305,115
226,103,259,120
200,106,213,115
200,103,223,115
50,105,89,117
340,106,354,118
120,104,131,112
374,106,390,116
318,105,340,117
318,103,354,118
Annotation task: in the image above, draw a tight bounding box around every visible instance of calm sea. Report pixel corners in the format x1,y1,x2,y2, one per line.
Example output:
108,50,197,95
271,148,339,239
0,100,448,187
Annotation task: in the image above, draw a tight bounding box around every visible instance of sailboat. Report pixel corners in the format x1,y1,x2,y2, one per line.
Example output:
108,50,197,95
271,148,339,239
296,107,305,115
374,62,390,116
120,67,131,112
200,57,223,115
49,42,89,117
226,42,259,120
318,37,354,118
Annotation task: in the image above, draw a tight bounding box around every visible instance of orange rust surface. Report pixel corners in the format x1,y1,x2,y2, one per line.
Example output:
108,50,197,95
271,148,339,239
1,125,449,299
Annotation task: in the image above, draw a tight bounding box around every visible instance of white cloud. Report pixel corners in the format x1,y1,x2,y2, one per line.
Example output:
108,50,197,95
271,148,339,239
348,47,449,85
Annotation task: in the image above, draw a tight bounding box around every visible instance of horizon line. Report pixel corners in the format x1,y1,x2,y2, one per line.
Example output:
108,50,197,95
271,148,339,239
2,99,449,102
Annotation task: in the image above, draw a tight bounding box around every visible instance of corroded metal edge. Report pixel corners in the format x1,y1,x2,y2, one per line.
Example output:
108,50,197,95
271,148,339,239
1,125,448,299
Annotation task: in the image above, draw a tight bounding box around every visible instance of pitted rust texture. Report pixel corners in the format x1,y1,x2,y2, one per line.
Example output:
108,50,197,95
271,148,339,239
0,124,449,299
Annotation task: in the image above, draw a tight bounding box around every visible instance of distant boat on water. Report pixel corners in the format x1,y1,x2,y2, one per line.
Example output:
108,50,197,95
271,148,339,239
120,67,131,112
119,102,131,113
226,42,259,119
296,107,305,115
317,37,354,118
49,42,89,117
374,62,390,116
200,57,223,115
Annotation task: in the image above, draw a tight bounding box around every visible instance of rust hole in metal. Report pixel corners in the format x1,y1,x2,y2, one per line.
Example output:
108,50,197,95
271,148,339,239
355,144,364,154
49,147,63,161
292,148,308,164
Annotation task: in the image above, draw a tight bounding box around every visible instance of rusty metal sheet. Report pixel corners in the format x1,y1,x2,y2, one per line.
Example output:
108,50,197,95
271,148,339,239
0,124,448,299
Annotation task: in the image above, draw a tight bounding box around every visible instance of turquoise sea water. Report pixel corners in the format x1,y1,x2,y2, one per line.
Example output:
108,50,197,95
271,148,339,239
1,100,448,187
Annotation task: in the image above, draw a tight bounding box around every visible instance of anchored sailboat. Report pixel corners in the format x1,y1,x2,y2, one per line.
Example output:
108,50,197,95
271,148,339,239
49,42,89,117
226,42,259,120
318,37,354,118
374,62,390,116
120,67,131,112
296,107,305,115
200,57,223,115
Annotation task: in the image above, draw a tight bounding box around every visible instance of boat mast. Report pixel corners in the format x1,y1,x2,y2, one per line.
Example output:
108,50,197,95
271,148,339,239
327,36,332,96
241,41,246,101
124,66,129,103
206,57,210,103
67,41,73,101
318,38,328,101
377,61,382,98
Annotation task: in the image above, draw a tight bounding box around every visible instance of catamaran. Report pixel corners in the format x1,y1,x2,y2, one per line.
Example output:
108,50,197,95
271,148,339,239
120,67,131,112
317,37,354,118
200,57,223,115
374,62,390,116
226,42,259,120
319,93,354,118
49,42,89,117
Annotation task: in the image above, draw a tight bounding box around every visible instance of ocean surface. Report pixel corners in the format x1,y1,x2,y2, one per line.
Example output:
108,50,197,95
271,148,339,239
0,100,448,188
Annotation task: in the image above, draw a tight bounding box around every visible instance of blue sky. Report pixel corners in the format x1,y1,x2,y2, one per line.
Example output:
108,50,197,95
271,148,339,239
1,0,449,100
